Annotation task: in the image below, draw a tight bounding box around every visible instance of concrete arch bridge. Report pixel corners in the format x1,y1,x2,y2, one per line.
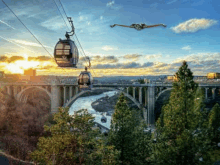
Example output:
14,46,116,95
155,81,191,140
1,82,220,125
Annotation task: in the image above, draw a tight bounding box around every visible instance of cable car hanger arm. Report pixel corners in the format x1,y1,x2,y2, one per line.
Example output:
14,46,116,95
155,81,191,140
65,17,75,39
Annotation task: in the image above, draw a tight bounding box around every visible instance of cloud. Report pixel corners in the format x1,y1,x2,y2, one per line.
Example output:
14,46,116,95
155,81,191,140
10,39,53,49
9,56,25,63
0,36,38,55
0,20,15,29
142,62,154,67
28,56,52,61
171,52,220,74
91,55,119,63
167,0,178,4
93,62,140,69
145,54,162,60
154,62,168,68
106,1,115,7
79,15,88,22
102,46,117,51
182,45,191,51
100,16,103,20
40,16,66,31
106,1,122,10
0,56,8,62
172,52,220,64
0,55,26,63
171,18,218,33
123,54,142,61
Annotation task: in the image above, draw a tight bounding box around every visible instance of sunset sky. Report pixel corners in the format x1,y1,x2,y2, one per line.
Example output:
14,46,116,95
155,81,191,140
0,0,219,77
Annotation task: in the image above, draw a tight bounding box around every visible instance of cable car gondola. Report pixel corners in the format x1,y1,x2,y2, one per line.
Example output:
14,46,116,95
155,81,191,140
101,115,107,123
54,17,79,67
78,57,93,90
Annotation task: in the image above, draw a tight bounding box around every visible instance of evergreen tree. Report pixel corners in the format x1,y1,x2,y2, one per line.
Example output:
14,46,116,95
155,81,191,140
152,61,213,165
108,93,151,165
207,103,220,163
30,107,120,165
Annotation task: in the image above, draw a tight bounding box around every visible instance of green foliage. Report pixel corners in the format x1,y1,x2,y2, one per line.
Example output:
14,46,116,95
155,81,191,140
138,78,145,84
30,107,120,165
208,103,220,147
153,61,214,165
108,93,151,165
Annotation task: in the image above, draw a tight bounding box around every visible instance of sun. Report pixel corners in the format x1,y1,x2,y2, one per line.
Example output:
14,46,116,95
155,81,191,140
5,54,40,74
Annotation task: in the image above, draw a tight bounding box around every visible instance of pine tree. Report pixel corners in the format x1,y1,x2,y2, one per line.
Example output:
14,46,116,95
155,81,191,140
30,107,120,165
108,93,151,165
207,103,220,163
152,61,213,165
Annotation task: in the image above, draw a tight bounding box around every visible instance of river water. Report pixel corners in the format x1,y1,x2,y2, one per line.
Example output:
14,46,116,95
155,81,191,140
69,91,118,129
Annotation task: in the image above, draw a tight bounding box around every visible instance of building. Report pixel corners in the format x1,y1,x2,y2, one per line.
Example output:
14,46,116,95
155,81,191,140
144,78,150,84
24,68,36,77
207,73,220,79
20,75,31,81
167,75,177,81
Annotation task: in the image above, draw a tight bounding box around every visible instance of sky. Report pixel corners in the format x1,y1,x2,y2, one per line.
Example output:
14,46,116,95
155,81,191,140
0,0,219,77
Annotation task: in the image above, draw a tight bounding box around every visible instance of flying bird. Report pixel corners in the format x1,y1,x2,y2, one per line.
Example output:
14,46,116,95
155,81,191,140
110,23,167,31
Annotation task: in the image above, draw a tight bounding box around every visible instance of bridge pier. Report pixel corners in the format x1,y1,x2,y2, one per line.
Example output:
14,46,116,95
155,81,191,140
75,86,78,95
126,87,129,94
13,86,17,98
133,87,136,99
145,88,147,107
6,86,10,95
51,84,62,114
139,87,142,104
205,88,208,100
212,88,216,99
63,86,67,104
69,86,73,98
147,85,155,125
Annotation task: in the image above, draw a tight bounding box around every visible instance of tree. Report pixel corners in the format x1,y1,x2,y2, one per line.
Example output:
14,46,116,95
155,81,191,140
152,61,213,165
207,103,220,163
30,107,120,165
108,93,151,165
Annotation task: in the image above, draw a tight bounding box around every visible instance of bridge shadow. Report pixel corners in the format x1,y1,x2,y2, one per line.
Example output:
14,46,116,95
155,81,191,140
155,90,171,122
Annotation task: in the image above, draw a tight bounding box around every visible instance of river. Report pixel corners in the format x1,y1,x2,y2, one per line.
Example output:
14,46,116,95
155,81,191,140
69,91,118,130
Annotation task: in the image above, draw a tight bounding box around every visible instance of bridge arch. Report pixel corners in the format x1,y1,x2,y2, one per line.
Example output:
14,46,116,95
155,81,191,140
64,87,142,109
156,88,173,101
17,86,52,103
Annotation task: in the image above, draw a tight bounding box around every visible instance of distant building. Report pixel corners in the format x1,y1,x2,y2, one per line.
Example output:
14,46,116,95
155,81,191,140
24,68,36,77
167,75,177,81
144,78,150,84
20,75,31,81
207,73,220,79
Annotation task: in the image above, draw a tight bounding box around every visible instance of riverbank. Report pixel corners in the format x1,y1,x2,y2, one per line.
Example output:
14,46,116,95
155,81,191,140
91,93,119,115
91,92,141,116
79,89,112,98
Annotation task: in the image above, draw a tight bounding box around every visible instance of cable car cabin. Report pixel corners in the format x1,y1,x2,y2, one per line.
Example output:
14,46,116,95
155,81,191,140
101,115,107,123
78,71,93,90
54,39,79,67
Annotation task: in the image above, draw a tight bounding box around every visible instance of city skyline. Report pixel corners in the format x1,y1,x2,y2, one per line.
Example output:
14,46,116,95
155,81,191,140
0,0,219,76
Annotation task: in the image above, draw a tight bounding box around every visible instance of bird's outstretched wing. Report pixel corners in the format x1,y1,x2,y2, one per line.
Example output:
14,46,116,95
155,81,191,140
143,24,167,28
110,24,131,28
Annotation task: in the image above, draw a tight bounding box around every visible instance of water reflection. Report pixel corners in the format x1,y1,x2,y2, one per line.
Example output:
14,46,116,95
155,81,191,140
69,91,117,129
